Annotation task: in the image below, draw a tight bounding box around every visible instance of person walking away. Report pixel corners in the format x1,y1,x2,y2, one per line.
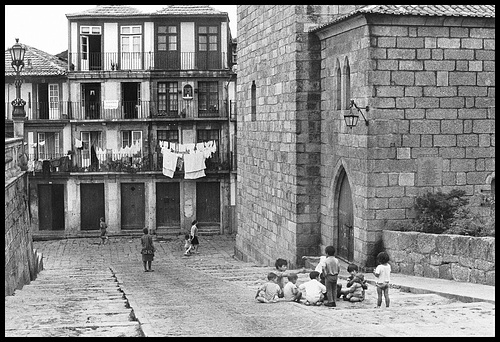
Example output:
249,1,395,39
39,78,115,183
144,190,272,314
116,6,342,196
322,245,340,307
255,272,282,303
190,220,200,253
99,217,109,245
283,273,302,302
184,234,193,256
373,251,391,308
298,271,326,306
141,228,156,272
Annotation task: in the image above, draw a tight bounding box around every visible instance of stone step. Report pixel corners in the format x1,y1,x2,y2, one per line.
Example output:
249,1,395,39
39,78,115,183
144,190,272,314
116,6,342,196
5,322,143,337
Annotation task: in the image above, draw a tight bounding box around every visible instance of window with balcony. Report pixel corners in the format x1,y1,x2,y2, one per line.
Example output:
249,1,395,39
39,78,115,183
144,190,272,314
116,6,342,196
197,25,220,69
197,129,220,167
122,130,143,150
80,26,102,71
156,25,179,69
81,131,102,171
121,25,142,70
37,132,60,160
198,81,219,117
157,82,178,117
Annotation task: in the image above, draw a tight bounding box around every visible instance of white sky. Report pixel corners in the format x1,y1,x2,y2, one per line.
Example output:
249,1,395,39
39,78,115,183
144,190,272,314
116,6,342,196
5,5,237,55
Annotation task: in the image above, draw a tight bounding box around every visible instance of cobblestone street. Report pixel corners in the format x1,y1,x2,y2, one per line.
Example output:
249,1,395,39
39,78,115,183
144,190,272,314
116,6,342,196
4,235,495,337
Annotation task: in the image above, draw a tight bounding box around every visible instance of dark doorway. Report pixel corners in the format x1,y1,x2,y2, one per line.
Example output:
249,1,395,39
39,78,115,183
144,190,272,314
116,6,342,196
88,35,102,70
80,183,105,230
38,83,49,119
337,169,354,261
156,182,180,230
38,184,65,231
82,83,101,119
122,82,140,119
196,182,220,231
121,183,145,229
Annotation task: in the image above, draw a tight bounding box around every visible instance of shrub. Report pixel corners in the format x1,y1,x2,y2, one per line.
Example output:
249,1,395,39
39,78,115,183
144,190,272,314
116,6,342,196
388,190,494,237
413,189,468,234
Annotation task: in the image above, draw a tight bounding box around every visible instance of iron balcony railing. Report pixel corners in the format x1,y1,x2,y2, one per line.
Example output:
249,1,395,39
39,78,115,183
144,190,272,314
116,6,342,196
6,100,235,121
26,150,235,174
68,52,230,72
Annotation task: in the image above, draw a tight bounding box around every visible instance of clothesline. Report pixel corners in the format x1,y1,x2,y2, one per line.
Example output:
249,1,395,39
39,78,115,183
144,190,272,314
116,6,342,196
160,140,217,179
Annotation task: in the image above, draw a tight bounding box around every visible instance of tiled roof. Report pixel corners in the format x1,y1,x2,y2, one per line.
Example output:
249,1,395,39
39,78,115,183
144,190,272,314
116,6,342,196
5,45,67,77
152,5,225,16
66,5,144,18
311,5,495,32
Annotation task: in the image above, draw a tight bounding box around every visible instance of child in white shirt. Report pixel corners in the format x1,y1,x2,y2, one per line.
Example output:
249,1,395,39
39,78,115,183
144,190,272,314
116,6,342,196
298,271,326,306
283,273,302,302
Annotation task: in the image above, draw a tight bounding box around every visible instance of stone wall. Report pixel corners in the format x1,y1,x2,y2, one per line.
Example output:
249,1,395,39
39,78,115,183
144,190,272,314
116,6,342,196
318,12,495,267
383,230,495,286
5,138,42,296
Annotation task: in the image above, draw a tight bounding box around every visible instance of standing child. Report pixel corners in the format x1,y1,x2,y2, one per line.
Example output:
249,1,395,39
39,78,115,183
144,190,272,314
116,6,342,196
190,220,199,254
283,273,302,302
99,217,109,245
298,271,326,306
322,246,340,307
141,228,156,272
183,234,193,256
255,272,282,303
373,251,391,308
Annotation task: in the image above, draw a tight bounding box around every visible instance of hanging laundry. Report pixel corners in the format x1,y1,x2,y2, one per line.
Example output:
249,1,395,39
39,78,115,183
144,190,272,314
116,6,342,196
196,142,205,151
184,143,195,153
161,148,178,178
184,151,206,179
75,138,82,148
38,141,46,146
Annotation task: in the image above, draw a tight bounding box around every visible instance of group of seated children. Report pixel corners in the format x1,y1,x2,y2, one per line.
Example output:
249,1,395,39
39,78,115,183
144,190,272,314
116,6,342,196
255,254,368,306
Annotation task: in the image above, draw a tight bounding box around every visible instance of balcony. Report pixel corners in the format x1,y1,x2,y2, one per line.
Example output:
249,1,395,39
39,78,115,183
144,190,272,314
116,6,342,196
7,100,235,121
68,52,230,72
27,149,235,174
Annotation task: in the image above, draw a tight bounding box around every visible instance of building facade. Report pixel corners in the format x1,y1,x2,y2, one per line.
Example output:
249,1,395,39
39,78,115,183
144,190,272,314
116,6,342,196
5,5,237,238
235,5,495,268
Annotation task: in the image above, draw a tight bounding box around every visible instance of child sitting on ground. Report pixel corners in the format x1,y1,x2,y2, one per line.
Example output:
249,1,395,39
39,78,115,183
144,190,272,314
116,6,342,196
298,271,327,306
271,258,289,298
344,273,366,302
283,273,302,302
255,272,283,303
339,263,368,300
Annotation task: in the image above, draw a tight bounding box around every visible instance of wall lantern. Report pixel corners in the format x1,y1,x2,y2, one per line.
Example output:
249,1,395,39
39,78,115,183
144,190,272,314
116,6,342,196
9,38,27,126
344,99,369,129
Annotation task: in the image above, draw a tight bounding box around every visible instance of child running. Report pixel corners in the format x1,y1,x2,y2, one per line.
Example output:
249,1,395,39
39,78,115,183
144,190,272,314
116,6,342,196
255,272,282,303
373,251,391,308
183,234,193,256
298,271,326,306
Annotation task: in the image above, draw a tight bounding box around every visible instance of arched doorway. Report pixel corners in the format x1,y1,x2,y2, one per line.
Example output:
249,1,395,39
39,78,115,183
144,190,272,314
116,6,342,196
337,168,354,261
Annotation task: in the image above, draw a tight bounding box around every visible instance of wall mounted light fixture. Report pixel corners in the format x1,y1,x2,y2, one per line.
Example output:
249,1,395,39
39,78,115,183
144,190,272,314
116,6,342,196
344,99,369,128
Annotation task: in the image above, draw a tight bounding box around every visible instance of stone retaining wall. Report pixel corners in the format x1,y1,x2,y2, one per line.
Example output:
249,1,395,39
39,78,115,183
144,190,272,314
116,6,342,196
382,230,495,285
5,138,42,296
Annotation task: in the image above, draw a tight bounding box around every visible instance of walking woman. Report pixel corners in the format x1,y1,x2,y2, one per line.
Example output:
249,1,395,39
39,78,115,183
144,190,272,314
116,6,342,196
141,228,156,272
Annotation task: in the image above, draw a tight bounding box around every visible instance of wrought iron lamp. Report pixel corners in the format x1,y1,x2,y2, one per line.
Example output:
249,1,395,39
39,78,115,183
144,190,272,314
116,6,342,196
344,99,369,129
9,38,26,118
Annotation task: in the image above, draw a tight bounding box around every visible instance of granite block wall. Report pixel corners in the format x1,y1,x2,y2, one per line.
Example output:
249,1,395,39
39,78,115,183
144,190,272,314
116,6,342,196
383,230,495,285
5,138,41,296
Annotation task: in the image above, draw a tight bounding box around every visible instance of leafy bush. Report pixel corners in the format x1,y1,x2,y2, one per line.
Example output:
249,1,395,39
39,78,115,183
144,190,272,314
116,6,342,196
414,189,468,234
388,190,495,237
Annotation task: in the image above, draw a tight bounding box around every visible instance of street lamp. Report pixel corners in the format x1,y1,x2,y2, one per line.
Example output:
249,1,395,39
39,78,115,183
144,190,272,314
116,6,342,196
344,99,369,129
9,38,26,119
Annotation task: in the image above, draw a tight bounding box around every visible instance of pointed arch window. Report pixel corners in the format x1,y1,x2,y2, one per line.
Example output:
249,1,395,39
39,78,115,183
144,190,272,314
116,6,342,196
335,60,342,110
251,81,256,121
343,58,351,110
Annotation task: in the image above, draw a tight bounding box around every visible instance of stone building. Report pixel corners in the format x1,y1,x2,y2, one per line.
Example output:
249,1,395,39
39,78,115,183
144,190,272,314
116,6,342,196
235,5,495,268
4,5,237,238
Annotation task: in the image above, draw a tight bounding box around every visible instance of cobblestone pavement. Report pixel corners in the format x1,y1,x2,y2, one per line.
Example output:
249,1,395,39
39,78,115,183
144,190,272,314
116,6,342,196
4,235,495,337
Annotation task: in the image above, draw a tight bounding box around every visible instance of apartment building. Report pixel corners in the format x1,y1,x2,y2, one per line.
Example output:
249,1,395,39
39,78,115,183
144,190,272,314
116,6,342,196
5,5,237,238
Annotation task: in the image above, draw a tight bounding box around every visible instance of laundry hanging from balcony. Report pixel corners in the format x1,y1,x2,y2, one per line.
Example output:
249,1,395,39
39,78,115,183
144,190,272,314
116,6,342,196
159,140,217,179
